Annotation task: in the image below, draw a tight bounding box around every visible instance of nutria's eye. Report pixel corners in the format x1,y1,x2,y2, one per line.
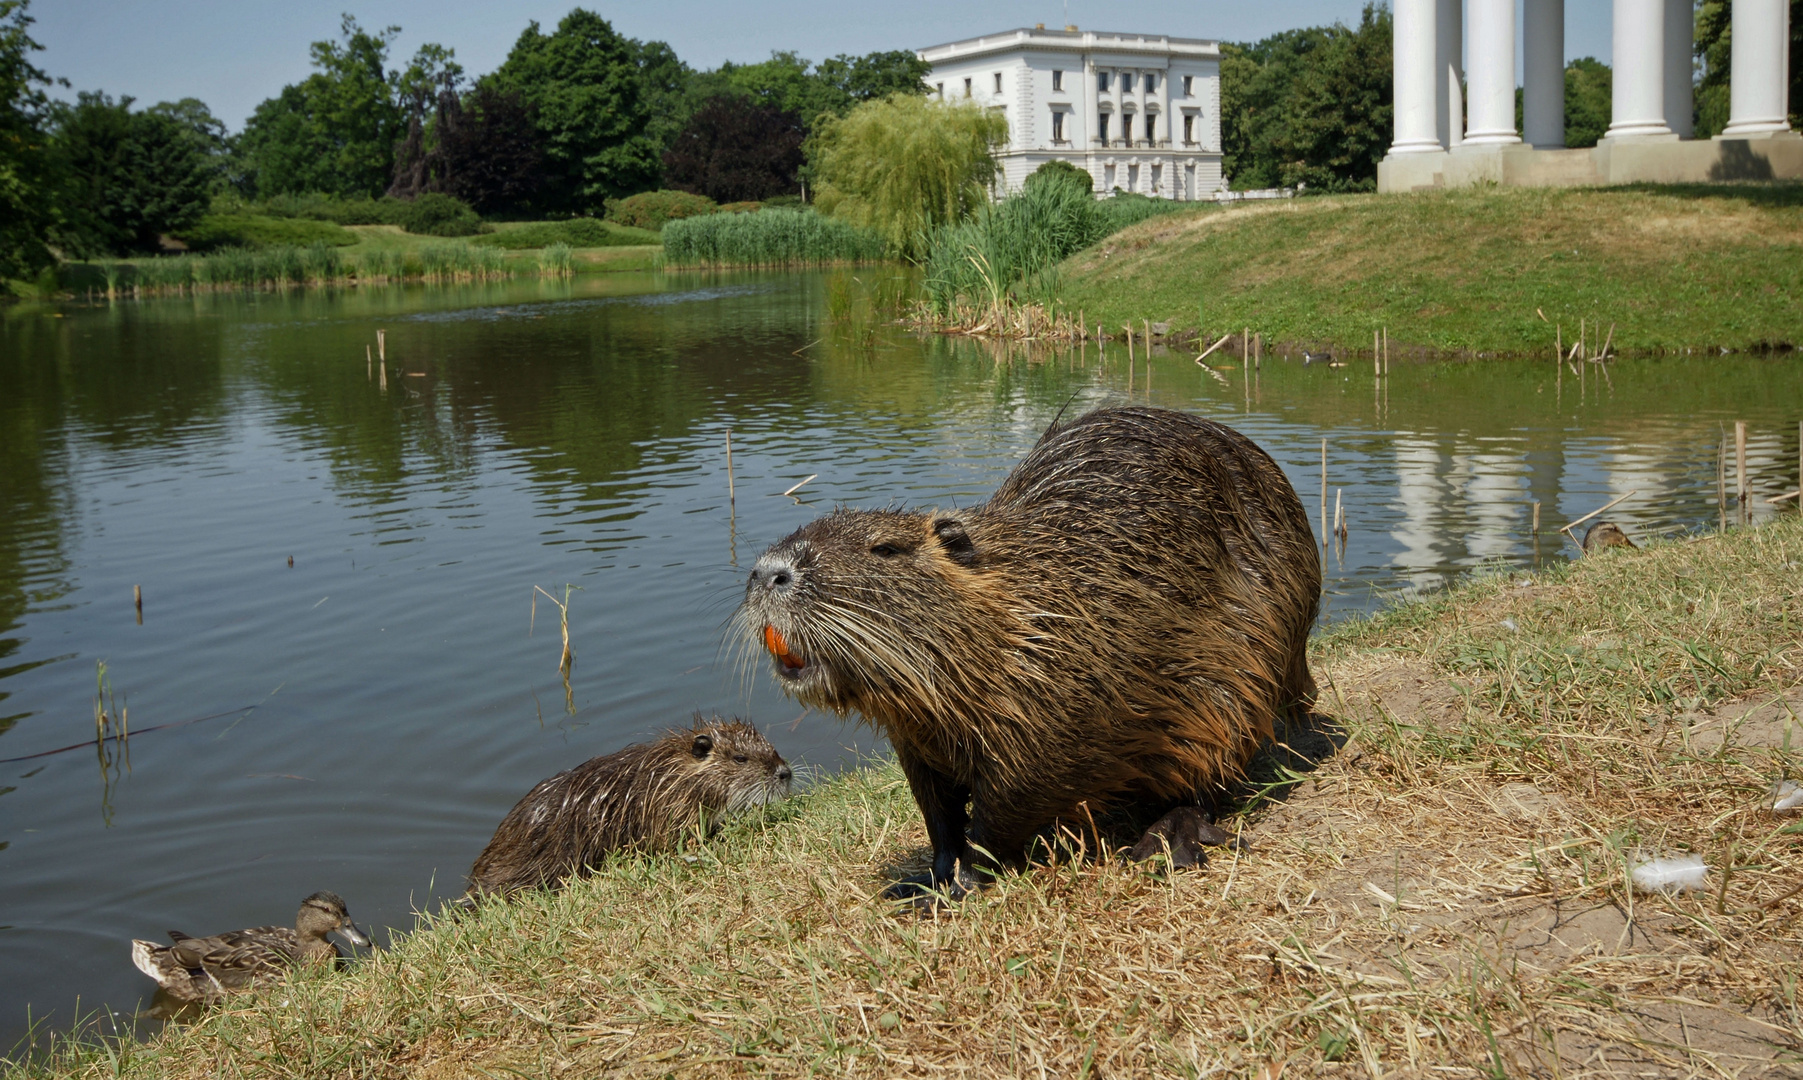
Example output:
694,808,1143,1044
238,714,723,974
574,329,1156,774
691,734,713,759
733,753,748,764
870,543,901,558
933,518,977,567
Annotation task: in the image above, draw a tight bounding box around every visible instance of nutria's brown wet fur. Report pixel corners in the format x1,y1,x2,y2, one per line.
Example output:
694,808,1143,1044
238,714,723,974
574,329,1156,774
740,406,1321,895
466,719,793,897
1582,520,1637,554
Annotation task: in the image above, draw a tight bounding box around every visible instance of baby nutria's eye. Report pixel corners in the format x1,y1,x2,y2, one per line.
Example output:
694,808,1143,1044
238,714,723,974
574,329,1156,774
733,753,748,764
869,543,902,558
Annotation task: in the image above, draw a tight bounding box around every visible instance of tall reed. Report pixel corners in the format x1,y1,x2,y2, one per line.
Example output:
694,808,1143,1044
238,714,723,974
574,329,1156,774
75,240,524,298
661,209,886,268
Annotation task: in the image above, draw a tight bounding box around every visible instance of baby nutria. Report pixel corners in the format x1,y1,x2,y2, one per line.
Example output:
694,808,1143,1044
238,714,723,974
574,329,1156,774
741,406,1320,896
465,718,793,897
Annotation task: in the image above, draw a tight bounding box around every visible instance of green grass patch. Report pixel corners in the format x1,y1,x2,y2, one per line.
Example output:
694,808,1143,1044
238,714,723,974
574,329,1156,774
1051,183,1803,355
472,219,660,250
12,513,1800,1076
661,208,886,267
174,213,358,252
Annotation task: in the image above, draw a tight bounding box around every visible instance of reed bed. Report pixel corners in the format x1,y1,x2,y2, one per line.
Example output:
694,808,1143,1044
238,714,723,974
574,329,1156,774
80,242,520,298
660,208,887,268
13,513,1799,1078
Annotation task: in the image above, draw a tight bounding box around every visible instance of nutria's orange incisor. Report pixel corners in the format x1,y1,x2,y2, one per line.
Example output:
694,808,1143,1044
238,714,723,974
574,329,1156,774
741,406,1322,896
466,719,793,897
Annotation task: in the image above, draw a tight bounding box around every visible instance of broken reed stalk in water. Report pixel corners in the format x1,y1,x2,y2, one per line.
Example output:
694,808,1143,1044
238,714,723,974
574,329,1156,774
93,661,129,752
133,584,141,625
531,585,577,674
725,430,735,506
782,474,817,498
1561,489,1638,542
1333,489,1345,539
1719,436,1728,531
1531,501,1540,535
1320,439,1328,546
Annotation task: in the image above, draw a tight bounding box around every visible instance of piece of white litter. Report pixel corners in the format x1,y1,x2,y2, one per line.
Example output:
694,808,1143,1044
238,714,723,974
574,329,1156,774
1498,618,1519,632
1769,780,1803,813
1630,854,1708,894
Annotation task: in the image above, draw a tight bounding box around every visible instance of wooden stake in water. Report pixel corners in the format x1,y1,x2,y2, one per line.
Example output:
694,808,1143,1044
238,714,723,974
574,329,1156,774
1333,488,1344,539
725,430,735,506
1254,332,1261,370
1383,326,1389,374
366,345,373,379
133,585,141,625
1124,325,1134,364
1531,501,1540,534
1320,439,1328,544
377,329,385,364
1718,436,1728,531
1736,420,1748,525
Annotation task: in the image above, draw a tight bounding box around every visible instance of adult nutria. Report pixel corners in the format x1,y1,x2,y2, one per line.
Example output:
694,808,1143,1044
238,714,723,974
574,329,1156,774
466,719,793,897
740,406,1321,896
130,891,369,1003
1581,520,1637,554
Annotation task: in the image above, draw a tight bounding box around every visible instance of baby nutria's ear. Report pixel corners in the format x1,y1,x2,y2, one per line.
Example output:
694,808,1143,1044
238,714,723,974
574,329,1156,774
691,733,714,759
932,518,976,567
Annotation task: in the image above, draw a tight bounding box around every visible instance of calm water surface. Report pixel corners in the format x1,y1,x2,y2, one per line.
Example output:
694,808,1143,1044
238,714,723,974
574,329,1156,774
1,271,1799,1047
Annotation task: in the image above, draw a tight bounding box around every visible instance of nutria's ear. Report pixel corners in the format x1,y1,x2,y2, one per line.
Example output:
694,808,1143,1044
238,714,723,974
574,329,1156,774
691,734,713,759
932,518,976,567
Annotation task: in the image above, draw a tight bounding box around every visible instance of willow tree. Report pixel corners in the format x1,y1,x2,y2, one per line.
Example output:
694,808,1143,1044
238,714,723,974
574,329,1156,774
809,94,1006,258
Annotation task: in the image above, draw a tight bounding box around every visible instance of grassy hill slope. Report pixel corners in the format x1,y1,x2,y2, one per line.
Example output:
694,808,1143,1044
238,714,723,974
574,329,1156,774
1051,184,1803,357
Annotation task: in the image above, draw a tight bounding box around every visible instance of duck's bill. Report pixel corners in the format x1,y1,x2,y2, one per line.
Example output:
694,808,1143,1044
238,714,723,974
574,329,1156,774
336,922,373,947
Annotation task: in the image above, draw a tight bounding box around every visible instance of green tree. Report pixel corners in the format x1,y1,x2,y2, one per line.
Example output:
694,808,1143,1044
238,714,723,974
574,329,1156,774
0,0,56,280
49,92,213,255
489,9,665,211
1564,57,1611,148
810,94,1006,258
237,16,406,197
1219,4,1392,192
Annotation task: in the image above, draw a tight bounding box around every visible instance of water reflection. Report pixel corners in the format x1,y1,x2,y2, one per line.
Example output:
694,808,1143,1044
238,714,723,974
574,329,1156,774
0,271,1799,1049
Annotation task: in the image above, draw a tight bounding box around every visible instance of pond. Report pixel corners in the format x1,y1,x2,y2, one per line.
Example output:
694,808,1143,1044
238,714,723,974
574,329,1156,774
1,271,1799,1049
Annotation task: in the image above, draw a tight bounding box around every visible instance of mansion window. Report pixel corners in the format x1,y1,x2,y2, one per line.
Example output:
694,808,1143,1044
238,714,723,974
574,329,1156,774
1122,71,1135,93
1052,69,1063,92
1097,71,1110,93
963,77,972,97
1146,73,1158,93
1183,114,1195,143
1051,110,1065,142
994,72,1003,93
1145,114,1156,142
1097,113,1109,143
936,82,944,97
1182,75,1193,96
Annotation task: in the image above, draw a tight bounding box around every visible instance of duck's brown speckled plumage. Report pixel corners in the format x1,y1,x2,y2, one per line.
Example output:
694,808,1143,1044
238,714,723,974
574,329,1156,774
129,890,368,1003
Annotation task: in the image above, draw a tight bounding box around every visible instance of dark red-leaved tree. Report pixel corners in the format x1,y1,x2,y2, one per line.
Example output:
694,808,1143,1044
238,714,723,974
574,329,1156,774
390,80,545,214
662,95,804,203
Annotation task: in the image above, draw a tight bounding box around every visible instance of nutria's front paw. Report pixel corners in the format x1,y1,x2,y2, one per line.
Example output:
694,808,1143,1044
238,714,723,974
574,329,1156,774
1128,806,1235,869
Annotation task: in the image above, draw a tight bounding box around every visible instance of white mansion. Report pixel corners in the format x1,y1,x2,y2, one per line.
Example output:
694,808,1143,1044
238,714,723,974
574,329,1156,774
918,26,1224,200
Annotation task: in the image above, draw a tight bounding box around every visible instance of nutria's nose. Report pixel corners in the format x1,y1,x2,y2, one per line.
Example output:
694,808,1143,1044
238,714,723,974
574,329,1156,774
776,764,793,783
749,554,796,593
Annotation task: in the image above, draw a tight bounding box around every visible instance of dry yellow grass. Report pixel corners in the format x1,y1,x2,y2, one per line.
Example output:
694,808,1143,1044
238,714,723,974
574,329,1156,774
13,517,1803,1078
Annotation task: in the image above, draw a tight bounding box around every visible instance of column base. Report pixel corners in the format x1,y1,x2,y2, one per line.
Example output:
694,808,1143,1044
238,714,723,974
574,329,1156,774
1377,150,1449,192
1598,131,1679,144
1716,126,1801,140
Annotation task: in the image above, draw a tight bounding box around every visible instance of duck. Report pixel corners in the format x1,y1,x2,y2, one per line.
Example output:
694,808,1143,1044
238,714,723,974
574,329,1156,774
1581,520,1638,555
130,891,370,1004
1302,350,1333,366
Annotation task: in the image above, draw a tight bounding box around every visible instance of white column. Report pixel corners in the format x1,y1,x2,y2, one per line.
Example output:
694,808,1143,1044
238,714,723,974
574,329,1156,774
1722,0,1797,136
1663,0,1694,137
1157,64,1170,147
1605,0,1672,138
1112,67,1124,146
1391,0,1443,153
1435,0,1464,147
1464,0,1522,145
1082,56,1099,184
1523,0,1565,146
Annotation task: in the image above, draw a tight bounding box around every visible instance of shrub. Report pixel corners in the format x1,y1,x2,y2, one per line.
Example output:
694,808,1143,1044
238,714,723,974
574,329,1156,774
661,208,885,267
400,193,483,236
175,213,359,251
605,189,717,231
471,218,659,249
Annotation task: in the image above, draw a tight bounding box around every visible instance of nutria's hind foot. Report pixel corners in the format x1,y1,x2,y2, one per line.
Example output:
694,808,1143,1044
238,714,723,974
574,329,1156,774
1128,807,1237,869
883,861,986,909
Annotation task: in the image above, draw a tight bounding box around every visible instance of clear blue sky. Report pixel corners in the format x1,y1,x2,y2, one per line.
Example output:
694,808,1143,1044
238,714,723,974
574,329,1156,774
34,1,1615,131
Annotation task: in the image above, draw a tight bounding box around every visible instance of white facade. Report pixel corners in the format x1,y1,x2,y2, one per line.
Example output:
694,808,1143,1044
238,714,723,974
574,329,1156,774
919,26,1224,200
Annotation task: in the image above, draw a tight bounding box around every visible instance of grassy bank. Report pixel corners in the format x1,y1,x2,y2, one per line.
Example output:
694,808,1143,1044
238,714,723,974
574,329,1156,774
1051,184,1803,356
12,515,1803,1076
